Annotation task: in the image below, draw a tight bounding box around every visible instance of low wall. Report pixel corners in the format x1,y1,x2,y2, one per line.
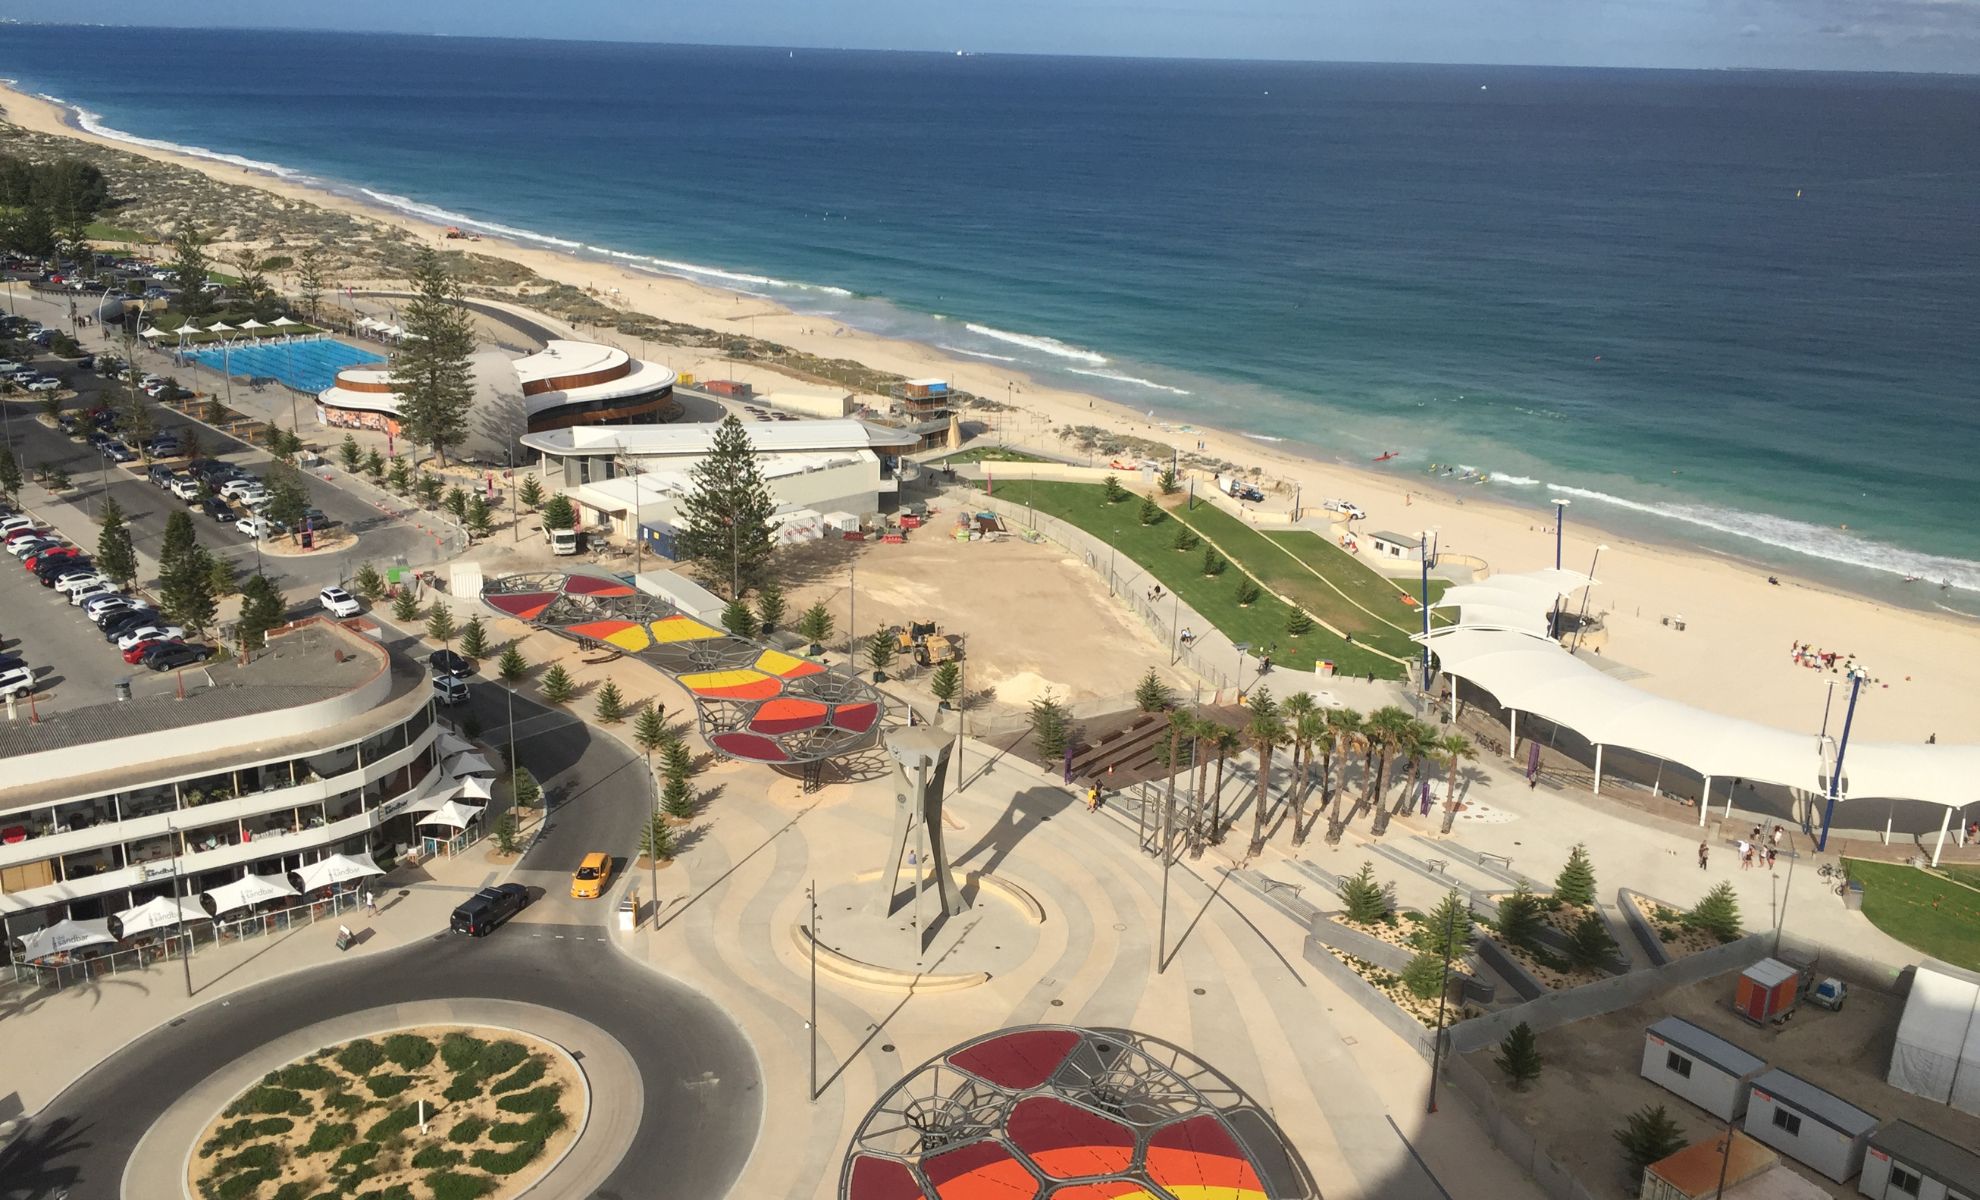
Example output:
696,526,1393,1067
1312,915,1414,973
1444,1054,1601,1200
1618,886,1677,966
1299,938,1435,1059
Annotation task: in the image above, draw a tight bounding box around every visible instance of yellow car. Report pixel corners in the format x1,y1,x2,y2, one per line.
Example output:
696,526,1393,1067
570,852,612,899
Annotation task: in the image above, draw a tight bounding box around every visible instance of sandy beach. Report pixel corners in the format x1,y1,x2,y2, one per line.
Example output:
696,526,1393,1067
4,79,1976,743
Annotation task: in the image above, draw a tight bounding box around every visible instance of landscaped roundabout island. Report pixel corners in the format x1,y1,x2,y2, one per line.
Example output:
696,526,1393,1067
189,1027,583,1200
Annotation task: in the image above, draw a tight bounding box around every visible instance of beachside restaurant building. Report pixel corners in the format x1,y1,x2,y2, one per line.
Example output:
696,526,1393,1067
0,620,452,975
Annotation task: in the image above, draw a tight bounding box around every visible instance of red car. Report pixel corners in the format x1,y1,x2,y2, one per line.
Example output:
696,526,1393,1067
2,527,49,544
25,547,80,571
123,637,179,665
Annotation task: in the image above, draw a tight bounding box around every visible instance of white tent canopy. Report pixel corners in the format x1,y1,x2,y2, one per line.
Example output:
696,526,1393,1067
200,872,299,916
238,318,267,330
270,316,300,327
418,799,485,830
137,326,167,340
445,751,495,778
1887,963,1980,1116
206,321,236,333
1453,604,1551,638
108,895,205,938
436,731,475,758
13,918,114,961
456,775,495,801
293,853,384,893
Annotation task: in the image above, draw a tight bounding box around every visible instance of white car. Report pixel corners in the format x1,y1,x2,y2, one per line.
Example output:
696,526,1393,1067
139,374,166,388
92,601,154,626
7,537,56,559
0,360,19,373
0,516,38,537
25,378,60,393
170,476,203,501
233,488,271,509
82,593,137,618
0,666,34,699
236,515,283,539
117,625,185,651
68,581,117,607
54,571,111,594
319,586,361,618
218,477,262,500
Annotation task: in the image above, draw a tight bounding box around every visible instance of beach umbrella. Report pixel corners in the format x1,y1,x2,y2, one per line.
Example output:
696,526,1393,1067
108,895,204,938
206,321,236,333
270,316,299,327
239,318,267,331
292,852,385,893
177,320,204,334
418,800,485,830
199,872,298,917
137,326,166,340
445,751,495,778
13,918,115,962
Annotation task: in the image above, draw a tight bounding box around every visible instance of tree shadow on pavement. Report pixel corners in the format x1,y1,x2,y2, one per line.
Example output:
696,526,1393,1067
0,1112,93,1200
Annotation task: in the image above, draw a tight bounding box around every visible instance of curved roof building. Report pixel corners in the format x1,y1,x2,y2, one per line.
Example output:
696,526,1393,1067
317,338,679,440
842,1026,1315,1200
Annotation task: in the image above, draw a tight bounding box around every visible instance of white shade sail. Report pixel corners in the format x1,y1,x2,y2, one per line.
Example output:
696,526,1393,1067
270,316,300,327
206,321,236,333
436,731,475,758
238,318,268,330
445,751,495,778
137,326,167,340
293,853,384,893
14,918,115,961
418,800,485,829
457,775,495,801
1454,604,1551,638
108,895,205,938
177,321,205,334
200,872,299,916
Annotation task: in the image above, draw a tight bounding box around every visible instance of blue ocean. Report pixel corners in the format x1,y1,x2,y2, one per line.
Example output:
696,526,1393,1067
4,27,1978,607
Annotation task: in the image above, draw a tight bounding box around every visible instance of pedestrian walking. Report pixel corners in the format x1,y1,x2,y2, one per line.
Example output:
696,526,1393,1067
1698,841,1709,870
1736,840,1751,869
361,888,377,916
1767,846,1778,871
1086,784,1101,814
1770,824,1783,850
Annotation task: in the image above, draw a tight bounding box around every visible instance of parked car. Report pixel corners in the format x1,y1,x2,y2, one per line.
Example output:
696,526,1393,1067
432,676,469,706
449,884,530,937
319,586,361,618
0,515,40,537
0,666,35,698
25,547,82,572
84,595,143,622
118,624,187,651
170,475,202,501
147,464,177,488
25,377,60,393
235,515,284,539
102,441,135,464
218,476,262,500
122,636,180,664
429,649,472,679
69,581,117,608
146,436,181,458
144,642,212,671
569,852,613,900
6,536,55,558
202,497,234,522
231,487,271,509
100,610,162,641
54,570,110,594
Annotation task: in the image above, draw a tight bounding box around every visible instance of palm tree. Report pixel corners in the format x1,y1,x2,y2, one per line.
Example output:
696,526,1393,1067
1438,733,1477,834
1189,716,1219,849
1356,706,1416,823
1395,720,1440,815
1321,708,1363,844
1208,723,1244,842
1244,702,1288,854
1289,707,1329,844
1280,691,1317,812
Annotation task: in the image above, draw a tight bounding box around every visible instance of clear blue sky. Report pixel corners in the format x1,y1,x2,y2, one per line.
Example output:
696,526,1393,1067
6,1,1978,73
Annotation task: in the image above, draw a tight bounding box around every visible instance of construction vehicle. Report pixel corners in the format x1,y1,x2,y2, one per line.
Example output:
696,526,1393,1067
540,522,579,556
901,620,962,667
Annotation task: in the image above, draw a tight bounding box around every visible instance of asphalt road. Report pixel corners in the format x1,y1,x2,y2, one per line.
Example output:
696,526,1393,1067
0,650,763,1200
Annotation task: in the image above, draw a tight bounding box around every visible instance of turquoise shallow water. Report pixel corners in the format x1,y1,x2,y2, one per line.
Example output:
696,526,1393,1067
5,27,1977,609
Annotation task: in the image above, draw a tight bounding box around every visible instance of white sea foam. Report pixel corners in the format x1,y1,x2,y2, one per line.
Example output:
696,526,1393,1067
1243,433,1287,443
1067,367,1191,396
60,98,307,180
357,189,584,249
936,343,1018,363
1489,474,1540,486
963,323,1108,365
1550,485,1980,593
608,248,851,295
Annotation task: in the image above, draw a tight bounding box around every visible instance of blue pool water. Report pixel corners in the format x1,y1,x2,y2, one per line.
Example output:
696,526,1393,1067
186,339,385,394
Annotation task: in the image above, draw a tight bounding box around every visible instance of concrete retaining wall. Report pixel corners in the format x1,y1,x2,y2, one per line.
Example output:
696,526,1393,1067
1299,937,1435,1060
1311,915,1415,973
1618,887,1679,966
1474,937,1549,1003
1445,1054,1601,1200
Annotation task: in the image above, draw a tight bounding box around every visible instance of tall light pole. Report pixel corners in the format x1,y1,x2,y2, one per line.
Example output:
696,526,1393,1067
1552,496,1569,570
167,817,193,998
1816,673,1864,852
807,880,819,1102
1419,529,1432,689
645,742,658,928
1426,900,1458,1113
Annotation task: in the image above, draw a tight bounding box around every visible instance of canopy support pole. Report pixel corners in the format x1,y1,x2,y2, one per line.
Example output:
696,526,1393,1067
1446,674,1456,724
1508,710,1518,762
1592,745,1603,796
1933,806,1951,867
1725,781,1734,820
1703,776,1714,823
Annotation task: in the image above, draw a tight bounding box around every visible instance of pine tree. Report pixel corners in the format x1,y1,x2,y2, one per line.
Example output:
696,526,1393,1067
541,493,576,530
720,598,759,639
594,680,626,723
640,814,677,861
1201,547,1225,576
353,562,387,601
539,663,575,705
416,472,444,507
1286,608,1314,637
662,772,696,820
96,500,138,588
496,645,528,684
633,705,668,754
387,455,412,495
661,738,695,781
1401,952,1446,1000
1235,579,1261,606
0,446,20,500
168,226,214,319
511,768,541,809
161,509,198,576
465,493,494,539
493,812,520,856
236,573,285,651
1138,496,1163,526
931,660,961,708
1157,465,1180,495
518,475,544,509
394,247,477,464
426,602,457,644
1029,690,1071,760
265,461,309,537
1614,1105,1685,1176
391,588,423,624
797,602,833,653
1685,881,1744,942
458,616,489,660
1172,525,1199,552
1134,668,1175,713
363,447,386,479
338,433,362,473
1337,862,1390,925
1556,843,1598,907
1566,910,1618,970
206,554,238,600
1494,1022,1543,1090
1102,474,1127,503
1415,890,1475,960
677,415,776,598
755,581,786,633
1494,884,1546,950
866,629,897,680
160,545,218,632
296,242,327,322
444,485,469,521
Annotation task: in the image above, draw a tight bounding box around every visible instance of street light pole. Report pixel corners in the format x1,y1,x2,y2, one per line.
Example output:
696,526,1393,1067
808,880,819,1102
1419,529,1431,689
1426,900,1458,1113
167,817,194,998
1552,496,1569,570
1816,672,1864,852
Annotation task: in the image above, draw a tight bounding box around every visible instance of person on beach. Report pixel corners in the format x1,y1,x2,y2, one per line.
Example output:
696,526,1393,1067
1698,842,1709,870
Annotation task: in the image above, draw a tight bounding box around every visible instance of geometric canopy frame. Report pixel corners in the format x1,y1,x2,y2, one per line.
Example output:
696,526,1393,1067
482,570,887,765
841,1025,1318,1200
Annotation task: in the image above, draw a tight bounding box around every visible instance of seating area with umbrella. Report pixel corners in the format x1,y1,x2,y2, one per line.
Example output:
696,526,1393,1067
292,852,384,896
199,872,299,918
417,799,485,857
10,918,114,965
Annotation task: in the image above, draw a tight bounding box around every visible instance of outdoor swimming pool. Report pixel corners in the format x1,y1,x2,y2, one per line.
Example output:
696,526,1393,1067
186,339,385,394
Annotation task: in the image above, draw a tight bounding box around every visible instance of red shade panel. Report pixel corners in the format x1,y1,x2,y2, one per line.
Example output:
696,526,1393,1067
563,574,634,596
711,731,790,763
566,619,636,640
923,1140,1037,1200
948,1029,1081,1090
1007,1096,1135,1179
751,698,830,734
847,1154,926,1200
1145,1116,1265,1198
487,592,556,620
831,702,880,733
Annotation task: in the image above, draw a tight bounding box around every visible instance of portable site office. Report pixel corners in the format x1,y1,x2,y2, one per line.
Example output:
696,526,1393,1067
1744,1068,1879,1183
1860,1121,1980,1200
1642,1016,1769,1121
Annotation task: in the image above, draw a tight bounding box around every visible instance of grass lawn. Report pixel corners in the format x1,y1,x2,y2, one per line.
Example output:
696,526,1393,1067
944,446,1049,465
85,220,149,243
990,480,1405,678
1845,858,1980,972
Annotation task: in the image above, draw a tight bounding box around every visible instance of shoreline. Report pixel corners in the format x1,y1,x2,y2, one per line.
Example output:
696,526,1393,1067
5,78,1980,741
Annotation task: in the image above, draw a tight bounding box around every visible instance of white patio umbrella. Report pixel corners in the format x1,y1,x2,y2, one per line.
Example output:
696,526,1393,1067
356,316,380,331
292,853,384,893
418,800,485,830
445,751,495,778
456,775,495,802
13,918,114,962
177,320,205,335
138,326,167,340
270,316,300,327
199,872,299,917
108,895,205,938
206,321,236,333
436,730,475,758
239,318,267,331
382,324,406,339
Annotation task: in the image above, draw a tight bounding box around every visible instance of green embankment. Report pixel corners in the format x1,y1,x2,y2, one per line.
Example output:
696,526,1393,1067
1844,858,1980,972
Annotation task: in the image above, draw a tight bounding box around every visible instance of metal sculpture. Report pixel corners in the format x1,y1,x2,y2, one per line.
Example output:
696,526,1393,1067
882,727,967,921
